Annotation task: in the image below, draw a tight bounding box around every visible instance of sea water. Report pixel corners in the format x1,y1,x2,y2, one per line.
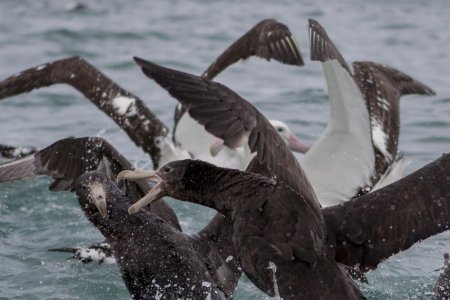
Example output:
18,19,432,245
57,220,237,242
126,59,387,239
1,0,450,298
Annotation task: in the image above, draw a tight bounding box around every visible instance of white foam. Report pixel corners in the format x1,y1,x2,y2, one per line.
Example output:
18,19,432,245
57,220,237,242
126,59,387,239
112,95,135,115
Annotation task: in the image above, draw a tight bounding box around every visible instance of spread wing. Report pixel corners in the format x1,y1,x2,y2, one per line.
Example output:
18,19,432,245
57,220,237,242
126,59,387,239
323,153,450,271
0,137,133,191
308,18,351,73
134,56,321,215
0,136,180,229
0,56,169,169
353,61,436,184
174,19,303,130
202,18,303,80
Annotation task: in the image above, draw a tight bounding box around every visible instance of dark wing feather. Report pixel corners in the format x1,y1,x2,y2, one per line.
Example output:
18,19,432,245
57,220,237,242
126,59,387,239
353,61,436,185
308,19,351,73
134,57,322,216
323,153,450,271
0,137,181,229
174,19,304,130
202,19,303,80
0,56,169,169
0,137,132,191
193,213,241,298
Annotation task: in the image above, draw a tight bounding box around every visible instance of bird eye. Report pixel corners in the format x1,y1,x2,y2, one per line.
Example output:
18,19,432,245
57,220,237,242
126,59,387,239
162,166,172,173
277,127,284,132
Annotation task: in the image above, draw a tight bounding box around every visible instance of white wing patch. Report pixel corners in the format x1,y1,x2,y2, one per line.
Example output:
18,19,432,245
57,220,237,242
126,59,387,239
371,119,391,160
112,95,136,116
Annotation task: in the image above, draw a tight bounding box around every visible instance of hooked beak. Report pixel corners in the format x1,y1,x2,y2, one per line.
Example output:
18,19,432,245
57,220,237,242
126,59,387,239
116,170,166,215
287,133,310,154
89,182,108,219
210,139,225,157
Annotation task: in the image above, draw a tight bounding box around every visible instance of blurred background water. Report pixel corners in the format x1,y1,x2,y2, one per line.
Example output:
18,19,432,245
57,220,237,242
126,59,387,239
1,0,450,299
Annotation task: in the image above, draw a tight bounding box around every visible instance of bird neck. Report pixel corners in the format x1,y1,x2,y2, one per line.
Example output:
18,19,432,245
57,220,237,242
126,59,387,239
177,164,274,217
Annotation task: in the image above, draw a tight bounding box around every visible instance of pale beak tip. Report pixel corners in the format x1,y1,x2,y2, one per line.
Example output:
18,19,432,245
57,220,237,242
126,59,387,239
210,139,225,157
128,205,139,215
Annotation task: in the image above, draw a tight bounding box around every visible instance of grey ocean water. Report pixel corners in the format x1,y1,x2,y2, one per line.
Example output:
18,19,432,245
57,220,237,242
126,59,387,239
1,0,450,299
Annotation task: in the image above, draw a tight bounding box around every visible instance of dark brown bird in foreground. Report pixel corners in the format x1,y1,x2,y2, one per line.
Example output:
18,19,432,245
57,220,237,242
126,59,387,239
119,57,450,299
121,58,363,299
0,137,241,298
75,172,224,299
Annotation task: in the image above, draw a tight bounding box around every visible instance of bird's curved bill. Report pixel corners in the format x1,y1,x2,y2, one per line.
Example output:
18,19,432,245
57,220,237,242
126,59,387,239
116,170,165,215
89,182,108,218
210,139,225,157
287,133,310,153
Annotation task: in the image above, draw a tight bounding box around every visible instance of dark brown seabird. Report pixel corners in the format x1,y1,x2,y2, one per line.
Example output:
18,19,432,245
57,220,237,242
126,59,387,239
120,58,450,299
75,172,223,299
0,19,305,171
123,58,363,299
0,137,241,298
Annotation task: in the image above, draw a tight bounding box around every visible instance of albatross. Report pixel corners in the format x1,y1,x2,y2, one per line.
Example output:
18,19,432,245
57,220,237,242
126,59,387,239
120,58,450,299
302,19,435,206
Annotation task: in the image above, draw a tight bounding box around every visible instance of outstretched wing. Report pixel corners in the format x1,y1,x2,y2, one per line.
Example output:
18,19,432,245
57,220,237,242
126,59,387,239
323,153,450,271
134,57,322,215
174,19,304,134
0,137,132,191
309,18,351,73
304,19,374,206
202,18,303,80
0,136,181,229
0,56,169,169
353,61,436,184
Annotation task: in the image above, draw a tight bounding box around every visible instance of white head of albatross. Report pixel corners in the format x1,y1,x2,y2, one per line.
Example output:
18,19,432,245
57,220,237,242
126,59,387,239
269,120,311,153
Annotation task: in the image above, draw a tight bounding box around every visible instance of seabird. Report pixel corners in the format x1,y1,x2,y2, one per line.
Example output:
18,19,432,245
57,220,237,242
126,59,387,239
303,19,435,206
123,58,360,298
122,58,450,298
433,253,450,299
0,136,241,298
0,19,306,171
75,172,223,299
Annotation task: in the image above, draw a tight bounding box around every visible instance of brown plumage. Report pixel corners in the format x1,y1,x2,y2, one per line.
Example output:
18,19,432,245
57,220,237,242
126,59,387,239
202,18,303,80
324,153,450,271
127,58,364,299
75,172,224,299
352,61,435,182
0,137,241,298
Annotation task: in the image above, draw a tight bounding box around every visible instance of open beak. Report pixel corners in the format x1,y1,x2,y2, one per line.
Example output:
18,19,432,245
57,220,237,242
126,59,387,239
89,182,108,219
116,170,166,215
210,139,225,157
287,133,310,153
